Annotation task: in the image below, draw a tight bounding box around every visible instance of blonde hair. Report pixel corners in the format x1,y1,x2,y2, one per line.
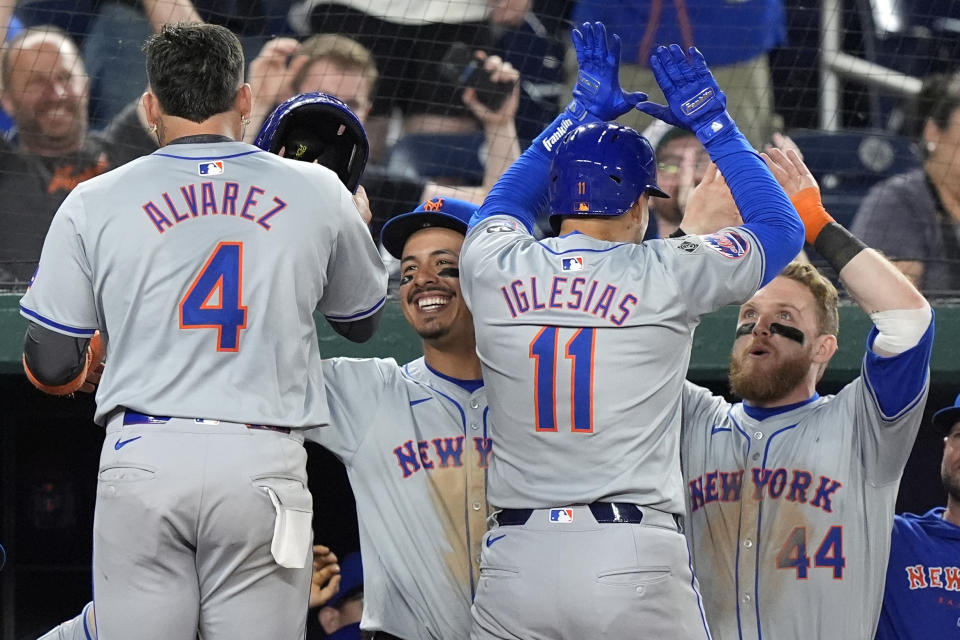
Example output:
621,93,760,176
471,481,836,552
779,261,839,337
292,34,378,96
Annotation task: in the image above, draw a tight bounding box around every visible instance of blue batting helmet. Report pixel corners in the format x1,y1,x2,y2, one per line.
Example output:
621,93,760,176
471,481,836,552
380,197,477,259
548,122,668,232
254,92,369,193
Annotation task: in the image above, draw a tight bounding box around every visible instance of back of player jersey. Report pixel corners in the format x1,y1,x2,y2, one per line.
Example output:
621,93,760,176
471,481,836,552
461,216,763,511
21,141,387,427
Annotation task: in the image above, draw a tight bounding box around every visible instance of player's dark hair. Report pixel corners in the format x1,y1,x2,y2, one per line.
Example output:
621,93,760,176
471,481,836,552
779,261,839,338
143,23,245,123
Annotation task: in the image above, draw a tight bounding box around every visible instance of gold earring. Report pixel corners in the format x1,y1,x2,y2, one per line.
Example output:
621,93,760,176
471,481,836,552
241,115,251,126
148,123,158,134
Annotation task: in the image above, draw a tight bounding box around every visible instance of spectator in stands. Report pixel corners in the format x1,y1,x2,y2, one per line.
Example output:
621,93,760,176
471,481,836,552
246,33,521,243
568,0,785,146
0,26,111,284
14,0,281,128
850,73,960,296
651,126,710,237
287,0,495,164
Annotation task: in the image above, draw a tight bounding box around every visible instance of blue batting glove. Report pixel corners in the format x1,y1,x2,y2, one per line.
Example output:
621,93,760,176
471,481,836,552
635,45,736,145
569,22,647,121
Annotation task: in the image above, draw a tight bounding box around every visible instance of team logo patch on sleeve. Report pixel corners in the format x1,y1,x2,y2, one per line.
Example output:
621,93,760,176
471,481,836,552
198,161,224,176
703,231,750,259
485,220,521,234
549,509,574,523
561,256,584,271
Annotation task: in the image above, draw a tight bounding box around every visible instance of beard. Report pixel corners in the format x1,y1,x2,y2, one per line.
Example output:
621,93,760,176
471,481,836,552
415,322,450,341
942,468,960,504
728,346,811,404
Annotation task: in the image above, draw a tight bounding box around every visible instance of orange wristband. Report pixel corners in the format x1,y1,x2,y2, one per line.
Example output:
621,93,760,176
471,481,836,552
790,187,834,246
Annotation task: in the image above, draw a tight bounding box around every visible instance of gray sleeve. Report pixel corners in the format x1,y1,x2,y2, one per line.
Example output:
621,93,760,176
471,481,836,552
849,175,931,261
305,357,391,462
460,215,530,310
19,188,98,336
657,227,766,319
316,186,388,322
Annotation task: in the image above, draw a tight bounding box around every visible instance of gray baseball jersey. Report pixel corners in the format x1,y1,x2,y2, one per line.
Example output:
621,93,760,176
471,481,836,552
19,140,387,639
460,216,764,512
680,322,934,639
308,356,489,640
20,140,387,427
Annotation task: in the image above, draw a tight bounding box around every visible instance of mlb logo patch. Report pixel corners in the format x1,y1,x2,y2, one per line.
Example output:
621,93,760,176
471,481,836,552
198,161,224,176
549,509,574,523
561,256,584,271
703,231,750,259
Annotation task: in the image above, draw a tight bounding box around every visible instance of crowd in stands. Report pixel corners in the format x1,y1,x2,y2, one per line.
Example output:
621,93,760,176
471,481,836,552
0,0,959,297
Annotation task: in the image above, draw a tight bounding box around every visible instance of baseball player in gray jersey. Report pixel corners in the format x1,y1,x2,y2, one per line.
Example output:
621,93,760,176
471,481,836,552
461,22,803,640
679,147,934,639
307,196,489,640
19,24,387,640
38,197,487,640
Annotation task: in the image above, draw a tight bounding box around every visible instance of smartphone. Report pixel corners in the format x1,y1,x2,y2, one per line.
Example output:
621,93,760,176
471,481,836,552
439,42,515,112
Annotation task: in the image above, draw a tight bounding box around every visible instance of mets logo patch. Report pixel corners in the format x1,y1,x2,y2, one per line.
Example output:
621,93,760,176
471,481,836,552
198,161,224,176
485,220,521,234
561,256,584,271
703,231,749,259
549,509,574,523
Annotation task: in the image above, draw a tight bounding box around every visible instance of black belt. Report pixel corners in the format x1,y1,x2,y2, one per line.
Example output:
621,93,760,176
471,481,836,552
497,502,682,530
122,410,291,434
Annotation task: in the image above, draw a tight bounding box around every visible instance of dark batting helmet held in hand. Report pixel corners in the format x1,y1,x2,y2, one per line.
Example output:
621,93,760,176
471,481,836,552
254,92,369,193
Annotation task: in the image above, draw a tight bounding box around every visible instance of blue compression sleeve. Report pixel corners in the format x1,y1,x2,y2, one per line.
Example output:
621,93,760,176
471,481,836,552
469,106,599,233
705,130,804,286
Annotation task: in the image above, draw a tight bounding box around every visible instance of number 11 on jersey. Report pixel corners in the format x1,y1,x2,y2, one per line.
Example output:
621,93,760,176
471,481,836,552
530,327,596,432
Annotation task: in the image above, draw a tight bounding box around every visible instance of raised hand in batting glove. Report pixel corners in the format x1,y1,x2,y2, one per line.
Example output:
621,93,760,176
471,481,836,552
635,45,736,146
569,22,647,121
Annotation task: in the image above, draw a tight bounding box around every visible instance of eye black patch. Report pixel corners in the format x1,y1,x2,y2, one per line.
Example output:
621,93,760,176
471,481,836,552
438,267,459,279
770,322,804,344
735,322,756,338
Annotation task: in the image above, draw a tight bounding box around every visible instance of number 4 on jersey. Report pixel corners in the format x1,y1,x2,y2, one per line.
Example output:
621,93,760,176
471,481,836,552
776,526,845,579
179,242,248,351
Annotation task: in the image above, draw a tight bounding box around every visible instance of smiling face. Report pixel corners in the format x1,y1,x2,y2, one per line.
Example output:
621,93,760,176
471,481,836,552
1,31,89,155
398,226,474,346
728,275,836,404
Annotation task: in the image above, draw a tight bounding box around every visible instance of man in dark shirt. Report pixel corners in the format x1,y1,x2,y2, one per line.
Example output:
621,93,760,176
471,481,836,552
0,26,117,286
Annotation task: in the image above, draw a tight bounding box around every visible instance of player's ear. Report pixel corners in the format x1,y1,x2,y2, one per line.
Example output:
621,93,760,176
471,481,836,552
235,83,253,122
142,91,161,125
811,332,837,365
318,605,340,635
